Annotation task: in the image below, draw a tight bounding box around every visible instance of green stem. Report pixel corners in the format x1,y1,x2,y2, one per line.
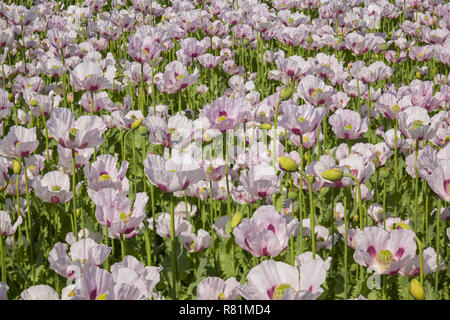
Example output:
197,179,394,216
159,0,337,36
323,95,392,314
20,158,33,255
0,236,5,283
71,149,78,241
344,195,348,299
414,140,419,229
120,233,125,260
104,225,109,270
435,199,441,297
170,193,178,299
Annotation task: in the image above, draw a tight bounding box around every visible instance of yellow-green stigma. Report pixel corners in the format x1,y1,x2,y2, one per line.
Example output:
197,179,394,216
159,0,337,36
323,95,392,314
297,116,306,123
69,128,78,138
376,249,394,269
344,124,353,130
218,292,225,300
52,185,61,192
120,211,131,222
98,174,112,182
96,293,107,300
390,104,401,113
273,284,293,300
411,120,423,130
217,115,227,123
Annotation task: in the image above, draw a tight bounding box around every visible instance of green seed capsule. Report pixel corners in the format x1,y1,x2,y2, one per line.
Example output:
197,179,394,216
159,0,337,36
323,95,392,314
12,160,21,174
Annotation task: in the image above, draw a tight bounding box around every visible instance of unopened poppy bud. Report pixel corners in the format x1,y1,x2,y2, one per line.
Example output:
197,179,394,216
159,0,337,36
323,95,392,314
243,39,250,46
278,156,298,172
321,168,343,182
279,87,293,101
8,93,15,103
410,279,425,300
288,187,298,200
12,159,21,174
131,118,142,130
352,215,359,223
231,212,243,228
76,209,81,218
259,123,272,130
380,44,388,51
67,92,74,103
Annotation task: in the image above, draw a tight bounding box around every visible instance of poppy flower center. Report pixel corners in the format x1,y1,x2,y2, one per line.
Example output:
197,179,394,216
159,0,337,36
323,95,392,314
344,124,353,130
218,292,225,300
272,283,293,300
120,211,132,222
217,115,228,123
98,174,112,182
376,249,394,267
390,104,400,113
411,120,423,130
297,117,306,123
69,128,78,139
52,185,61,191
96,293,107,300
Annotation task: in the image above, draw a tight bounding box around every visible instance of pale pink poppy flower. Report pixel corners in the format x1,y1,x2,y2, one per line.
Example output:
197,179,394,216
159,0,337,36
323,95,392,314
298,74,334,106
339,153,374,184
23,90,61,117
231,185,258,205
329,109,369,140
58,146,95,175
47,108,107,149
197,53,222,69
20,285,59,300
351,183,374,202
84,154,129,195
0,210,22,237
70,60,112,92
150,213,192,239
398,107,444,141
408,80,445,112
426,160,450,202
279,103,326,136
174,198,198,218
181,37,206,58
196,277,240,300
144,154,205,193
110,255,163,299
65,229,102,245
145,114,193,149
368,203,387,223
92,188,148,238
111,110,145,131
70,266,114,300
353,227,417,275
204,96,244,133
337,224,360,249
0,126,39,158
79,92,114,113
240,253,328,300
155,60,198,94
375,92,412,120
233,205,298,258
400,247,446,277
33,171,72,204
405,145,438,179
212,216,230,239
48,238,111,280
343,79,367,98
181,229,212,253
239,164,280,199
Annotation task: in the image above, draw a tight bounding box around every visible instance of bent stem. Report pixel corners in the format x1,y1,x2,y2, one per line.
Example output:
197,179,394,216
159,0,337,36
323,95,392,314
0,236,5,283
414,236,424,286
344,173,364,230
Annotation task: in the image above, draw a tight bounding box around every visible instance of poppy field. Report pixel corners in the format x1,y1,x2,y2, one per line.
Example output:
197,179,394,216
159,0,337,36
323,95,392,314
0,0,449,301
